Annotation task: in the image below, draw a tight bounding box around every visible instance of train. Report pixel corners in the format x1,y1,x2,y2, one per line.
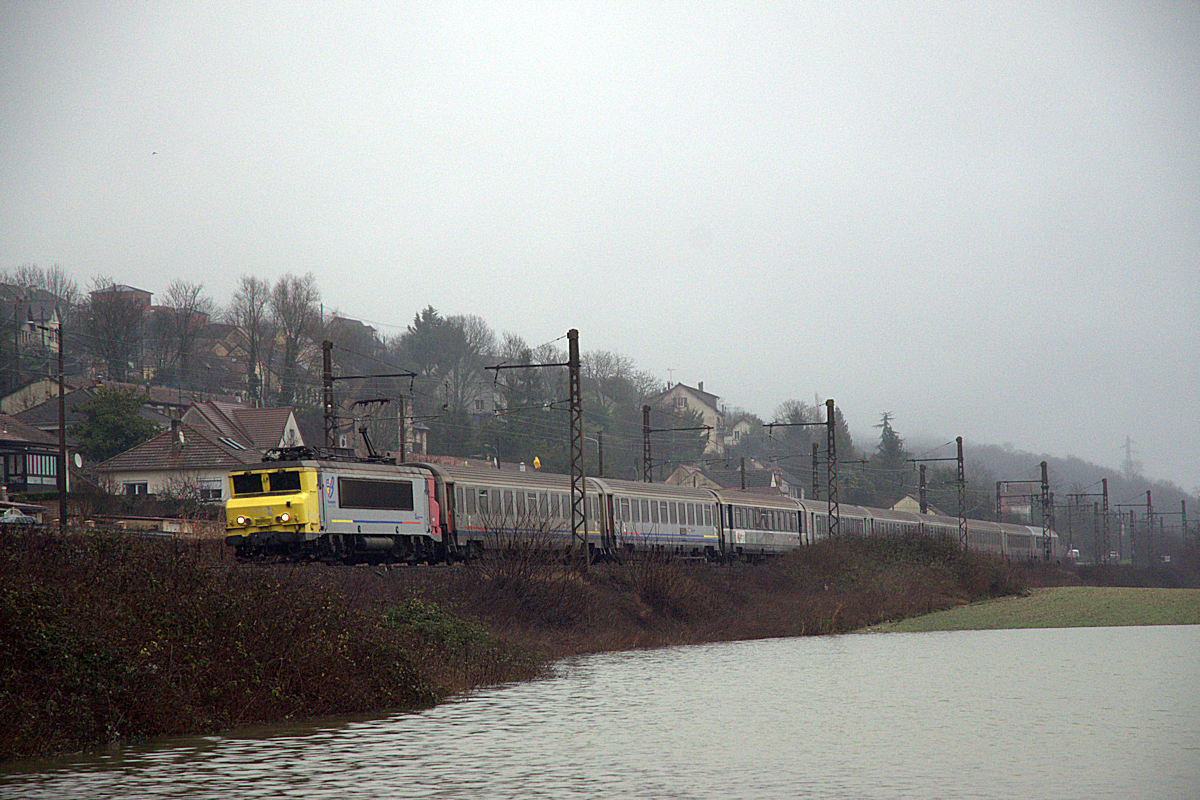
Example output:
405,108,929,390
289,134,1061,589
223,451,1060,563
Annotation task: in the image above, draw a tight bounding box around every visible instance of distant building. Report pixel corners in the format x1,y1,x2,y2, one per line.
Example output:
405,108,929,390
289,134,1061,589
88,283,152,310
891,494,947,516
649,381,724,454
94,420,259,502
664,462,803,499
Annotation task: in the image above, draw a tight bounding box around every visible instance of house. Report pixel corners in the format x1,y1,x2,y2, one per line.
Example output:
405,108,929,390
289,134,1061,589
0,413,68,496
723,413,758,449
94,420,261,502
892,495,947,516
1,285,64,394
182,400,303,451
664,462,804,499
649,381,724,454
1,375,90,415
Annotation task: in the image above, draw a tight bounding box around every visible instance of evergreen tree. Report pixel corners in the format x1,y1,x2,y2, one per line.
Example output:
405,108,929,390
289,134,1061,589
69,387,160,463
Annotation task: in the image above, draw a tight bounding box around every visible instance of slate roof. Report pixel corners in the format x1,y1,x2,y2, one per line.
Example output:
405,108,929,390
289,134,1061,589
0,413,59,446
96,423,260,473
15,386,169,433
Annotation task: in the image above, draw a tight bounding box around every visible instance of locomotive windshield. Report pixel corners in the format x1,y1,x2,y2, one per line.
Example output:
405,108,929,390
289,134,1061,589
231,473,264,496
231,470,302,496
266,471,301,493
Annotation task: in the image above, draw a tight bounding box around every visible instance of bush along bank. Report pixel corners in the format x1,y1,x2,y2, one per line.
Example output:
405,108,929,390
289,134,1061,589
2,529,1028,760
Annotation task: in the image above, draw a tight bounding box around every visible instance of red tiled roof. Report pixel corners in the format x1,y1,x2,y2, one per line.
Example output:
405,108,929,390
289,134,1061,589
232,407,295,449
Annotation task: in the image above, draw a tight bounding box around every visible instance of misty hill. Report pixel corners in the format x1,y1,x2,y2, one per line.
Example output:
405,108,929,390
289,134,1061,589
904,433,1197,531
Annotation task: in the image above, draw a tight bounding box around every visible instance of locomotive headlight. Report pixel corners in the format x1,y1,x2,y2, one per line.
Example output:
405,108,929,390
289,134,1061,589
236,515,248,526
278,512,291,523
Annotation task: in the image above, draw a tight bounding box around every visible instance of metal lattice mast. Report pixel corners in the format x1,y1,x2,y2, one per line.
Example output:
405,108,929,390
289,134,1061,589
826,398,839,538
811,442,820,500
568,329,588,569
956,436,966,548
1040,461,1051,561
642,405,652,482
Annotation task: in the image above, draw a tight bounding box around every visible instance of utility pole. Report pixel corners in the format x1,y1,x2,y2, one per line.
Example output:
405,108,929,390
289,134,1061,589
919,464,927,514
907,436,966,547
597,430,604,477
740,456,746,490
1147,490,1153,566
567,329,587,569
956,437,965,547
57,322,66,535
322,340,334,448
1103,479,1110,561
642,405,711,485
397,393,406,462
826,398,839,538
1041,461,1052,561
642,405,651,482
811,442,819,500
486,329,587,569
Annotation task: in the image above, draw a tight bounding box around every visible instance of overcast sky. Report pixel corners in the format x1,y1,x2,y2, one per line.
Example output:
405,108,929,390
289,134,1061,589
2,2,1197,490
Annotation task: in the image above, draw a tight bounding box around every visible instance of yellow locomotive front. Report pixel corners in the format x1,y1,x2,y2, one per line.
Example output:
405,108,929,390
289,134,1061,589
225,465,322,557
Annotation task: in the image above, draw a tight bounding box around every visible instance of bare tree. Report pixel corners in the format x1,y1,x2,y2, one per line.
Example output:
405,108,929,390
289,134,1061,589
144,280,214,388
1,263,80,310
442,313,497,412
81,275,147,381
270,273,320,405
226,275,273,405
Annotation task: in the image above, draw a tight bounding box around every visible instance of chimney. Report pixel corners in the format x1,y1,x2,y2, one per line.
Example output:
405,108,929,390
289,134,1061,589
171,418,184,446
698,381,704,393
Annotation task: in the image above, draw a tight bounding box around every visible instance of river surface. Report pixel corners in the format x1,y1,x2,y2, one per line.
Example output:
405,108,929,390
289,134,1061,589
3,625,1198,799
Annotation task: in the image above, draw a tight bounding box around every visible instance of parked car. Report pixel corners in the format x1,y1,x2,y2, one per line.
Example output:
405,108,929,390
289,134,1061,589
0,507,38,526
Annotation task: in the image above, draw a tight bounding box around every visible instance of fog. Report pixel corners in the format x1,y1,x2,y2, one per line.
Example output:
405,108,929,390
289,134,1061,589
2,2,1197,489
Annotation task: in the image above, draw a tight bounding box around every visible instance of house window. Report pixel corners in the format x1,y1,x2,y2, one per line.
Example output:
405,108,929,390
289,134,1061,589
674,396,686,409
197,479,222,502
124,482,148,496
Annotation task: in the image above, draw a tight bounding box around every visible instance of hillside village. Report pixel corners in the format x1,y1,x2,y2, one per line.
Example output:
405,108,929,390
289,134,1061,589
1,266,1195,563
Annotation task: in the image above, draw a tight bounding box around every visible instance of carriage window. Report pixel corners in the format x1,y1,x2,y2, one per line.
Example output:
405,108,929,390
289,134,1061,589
620,498,630,521
337,477,414,510
669,502,678,525
455,487,463,510
651,501,660,524
478,489,489,513
504,490,514,515
631,499,641,523
640,499,649,522
538,492,548,515
659,501,668,523
703,505,712,527
686,504,696,526
465,487,476,514
516,491,526,515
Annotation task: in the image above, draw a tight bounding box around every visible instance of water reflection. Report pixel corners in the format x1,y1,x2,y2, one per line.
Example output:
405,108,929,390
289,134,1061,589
3,626,1198,799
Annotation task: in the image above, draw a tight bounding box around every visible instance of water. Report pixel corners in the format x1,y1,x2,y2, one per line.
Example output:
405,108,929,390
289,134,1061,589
3,626,1198,799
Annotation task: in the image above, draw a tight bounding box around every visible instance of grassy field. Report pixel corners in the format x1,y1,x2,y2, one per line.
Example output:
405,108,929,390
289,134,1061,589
869,586,1200,632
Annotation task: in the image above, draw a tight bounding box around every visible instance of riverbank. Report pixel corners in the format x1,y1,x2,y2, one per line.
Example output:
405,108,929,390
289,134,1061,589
0,528,1039,760
868,586,1200,632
